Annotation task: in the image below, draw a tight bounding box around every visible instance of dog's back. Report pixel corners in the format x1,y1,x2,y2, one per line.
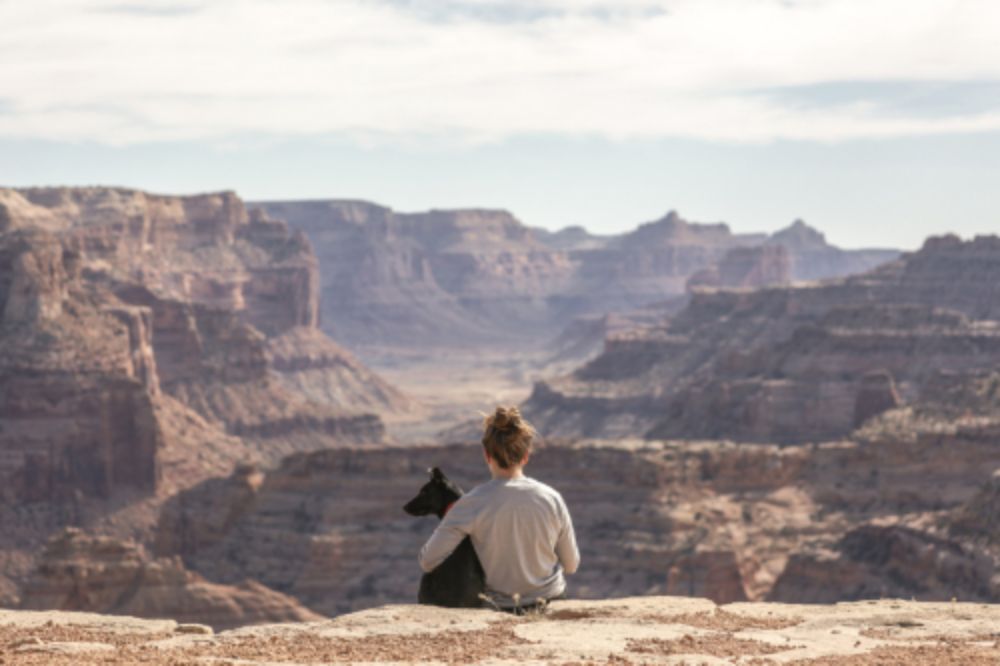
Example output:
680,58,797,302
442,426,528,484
404,468,486,608
417,536,484,607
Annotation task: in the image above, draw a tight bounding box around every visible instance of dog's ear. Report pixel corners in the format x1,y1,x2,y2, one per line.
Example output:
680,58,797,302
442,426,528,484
431,467,445,481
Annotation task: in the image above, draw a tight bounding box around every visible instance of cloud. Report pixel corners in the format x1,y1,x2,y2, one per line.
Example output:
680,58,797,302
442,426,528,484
1,0,999,145
754,80,1000,119
96,3,204,18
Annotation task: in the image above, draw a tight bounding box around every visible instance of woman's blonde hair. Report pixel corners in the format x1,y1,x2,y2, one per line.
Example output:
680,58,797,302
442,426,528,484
481,406,535,469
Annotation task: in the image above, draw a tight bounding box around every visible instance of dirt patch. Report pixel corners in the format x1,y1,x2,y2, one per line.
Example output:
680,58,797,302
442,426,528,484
171,622,527,665
0,622,175,665
627,632,797,658
1,624,166,649
774,641,1000,665
644,608,804,631
861,626,999,642
545,607,627,621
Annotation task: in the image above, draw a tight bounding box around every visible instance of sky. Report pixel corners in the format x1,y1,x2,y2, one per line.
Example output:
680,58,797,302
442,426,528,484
1,0,999,249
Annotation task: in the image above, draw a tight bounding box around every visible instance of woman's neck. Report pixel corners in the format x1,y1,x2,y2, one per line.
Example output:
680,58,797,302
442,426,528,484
491,465,525,480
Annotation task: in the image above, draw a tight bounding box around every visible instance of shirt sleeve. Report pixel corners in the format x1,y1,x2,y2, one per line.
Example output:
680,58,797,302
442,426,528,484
555,496,580,575
418,499,477,573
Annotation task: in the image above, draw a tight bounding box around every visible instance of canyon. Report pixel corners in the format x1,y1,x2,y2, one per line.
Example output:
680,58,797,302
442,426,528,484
3,186,999,638
254,200,897,358
151,411,1000,615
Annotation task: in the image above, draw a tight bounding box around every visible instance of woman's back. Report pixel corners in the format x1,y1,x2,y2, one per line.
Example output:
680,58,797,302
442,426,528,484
443,476,578,607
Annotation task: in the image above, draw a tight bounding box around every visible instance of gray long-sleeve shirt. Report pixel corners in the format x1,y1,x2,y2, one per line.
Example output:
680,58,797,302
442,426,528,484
418,476,579,608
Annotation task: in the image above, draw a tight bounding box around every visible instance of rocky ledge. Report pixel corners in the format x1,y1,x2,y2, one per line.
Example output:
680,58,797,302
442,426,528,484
1,597,999,664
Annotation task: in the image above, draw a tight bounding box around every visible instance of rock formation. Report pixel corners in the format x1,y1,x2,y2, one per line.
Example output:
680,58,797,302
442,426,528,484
4,596,1000,664
153,405,1000,613
766,218,898,282
0,229,162,503
0,187,405,606
0,188,399,498
528,235,1000,443
253,200,896,354
18,528,321,630
686,244,791,291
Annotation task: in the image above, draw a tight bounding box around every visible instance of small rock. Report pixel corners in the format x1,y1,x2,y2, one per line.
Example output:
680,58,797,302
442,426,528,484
16,641,115,655
176,623,214,635
9,637,43,648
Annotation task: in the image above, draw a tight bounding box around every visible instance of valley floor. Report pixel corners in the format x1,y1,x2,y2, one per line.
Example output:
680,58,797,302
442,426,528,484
3,596,999,665
367,349,544,444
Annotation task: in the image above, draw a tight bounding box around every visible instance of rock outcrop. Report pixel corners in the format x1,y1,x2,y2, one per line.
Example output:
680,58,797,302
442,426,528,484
528,235,1000,442
18,528,321,630
0,187,403,604
153,406,1000,614
4,597,1000,665
0,187,398,501
766,218,898,282
253,201,896,354
686,244,791,291
0,230,162,503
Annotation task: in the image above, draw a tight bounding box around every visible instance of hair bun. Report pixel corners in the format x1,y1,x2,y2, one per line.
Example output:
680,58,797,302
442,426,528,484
491,406,521,431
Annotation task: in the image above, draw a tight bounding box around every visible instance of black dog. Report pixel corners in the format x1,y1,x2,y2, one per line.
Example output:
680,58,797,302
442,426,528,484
403,467,485,607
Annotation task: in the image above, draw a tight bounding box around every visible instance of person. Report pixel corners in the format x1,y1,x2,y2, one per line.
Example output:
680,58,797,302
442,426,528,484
418,406,580,612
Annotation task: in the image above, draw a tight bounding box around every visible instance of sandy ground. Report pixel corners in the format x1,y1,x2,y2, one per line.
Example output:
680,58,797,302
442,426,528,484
2,596,999,665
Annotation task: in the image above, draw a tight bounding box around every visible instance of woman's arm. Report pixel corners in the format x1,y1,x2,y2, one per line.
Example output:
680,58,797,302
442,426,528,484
418,502,476,572
555,498,580,574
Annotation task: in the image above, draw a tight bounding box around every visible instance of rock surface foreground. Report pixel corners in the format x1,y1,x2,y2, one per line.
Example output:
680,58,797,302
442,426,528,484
2,596,999,664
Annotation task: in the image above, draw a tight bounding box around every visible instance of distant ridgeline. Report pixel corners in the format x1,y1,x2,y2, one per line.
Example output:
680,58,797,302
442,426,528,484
253,200,897,352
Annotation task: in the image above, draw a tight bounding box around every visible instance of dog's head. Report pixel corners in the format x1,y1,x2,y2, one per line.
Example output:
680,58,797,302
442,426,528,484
403,467,464,519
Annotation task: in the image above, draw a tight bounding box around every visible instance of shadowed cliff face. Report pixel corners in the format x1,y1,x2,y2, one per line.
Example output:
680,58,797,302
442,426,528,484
252,201,897,355
18,528,321,630
0,188,400,503
0,187,409,602
527,235,1000,443
0,230,162,503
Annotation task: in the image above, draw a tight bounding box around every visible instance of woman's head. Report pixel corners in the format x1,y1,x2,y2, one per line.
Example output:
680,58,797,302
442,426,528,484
481,406,535,470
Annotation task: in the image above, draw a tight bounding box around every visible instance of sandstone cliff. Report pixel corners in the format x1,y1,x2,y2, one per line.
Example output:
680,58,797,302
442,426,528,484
0,187,399,496
152,415,1000,614
527,235,1000,443
18,528,321,630
253,200,896,355
0,187,404,606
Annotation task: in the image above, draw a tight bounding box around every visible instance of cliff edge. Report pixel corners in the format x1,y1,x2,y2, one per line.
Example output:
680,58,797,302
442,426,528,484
1,596,998,664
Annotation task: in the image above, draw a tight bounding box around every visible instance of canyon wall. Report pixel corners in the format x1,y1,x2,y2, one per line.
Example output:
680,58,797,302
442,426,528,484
19,528,320,630
151,411,1000,614
0,187,406,601
0,187,400,502
527,235,1000,443
254,200,897,354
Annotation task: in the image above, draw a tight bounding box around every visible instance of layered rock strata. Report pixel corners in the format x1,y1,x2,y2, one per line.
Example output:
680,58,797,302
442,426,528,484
528,236,1000,443
18,528,320,630
0,187,398,504
254,200,896,353
153,411,1000,613
0,187,402,605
